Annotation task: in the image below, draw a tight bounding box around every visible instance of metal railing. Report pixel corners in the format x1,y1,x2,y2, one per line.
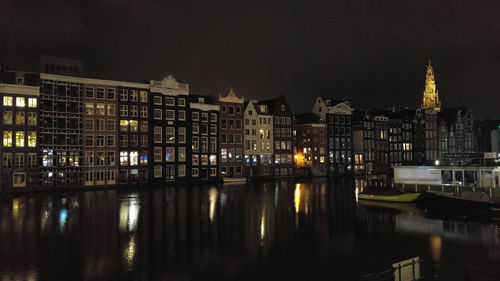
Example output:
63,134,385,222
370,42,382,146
356,258,500,281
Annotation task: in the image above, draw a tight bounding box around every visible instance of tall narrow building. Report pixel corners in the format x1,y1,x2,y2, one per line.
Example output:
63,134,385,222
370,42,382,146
421,61,441,112
218,88,244,179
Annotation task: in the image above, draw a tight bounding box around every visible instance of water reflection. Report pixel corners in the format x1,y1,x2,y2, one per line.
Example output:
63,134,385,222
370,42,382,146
430,235,442,261
0,179,499,280
208,187,218,224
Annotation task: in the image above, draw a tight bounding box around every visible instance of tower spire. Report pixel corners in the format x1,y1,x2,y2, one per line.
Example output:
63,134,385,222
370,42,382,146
421,60,441,111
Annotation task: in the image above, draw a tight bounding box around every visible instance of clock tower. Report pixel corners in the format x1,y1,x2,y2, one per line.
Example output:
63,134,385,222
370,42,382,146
421,60,441,112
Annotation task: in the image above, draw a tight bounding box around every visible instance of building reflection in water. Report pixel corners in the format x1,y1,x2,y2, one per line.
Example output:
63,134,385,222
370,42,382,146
208,187,218,224
0,178,499,280
430,235,442,261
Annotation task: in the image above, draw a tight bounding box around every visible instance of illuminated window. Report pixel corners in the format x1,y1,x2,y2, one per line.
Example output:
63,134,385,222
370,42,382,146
3,131,12,147
16,97,25,107
13,173,26,187
178,147,186,162
3,111,12,124
165,127,175,143
3,96,13,106
201,154,208,165
165,147,175,162
130,151,138,166
28,112,37,126
129,120,138,132
28,131,36,147
28,98,37,108
139,151,147,165
120,151,128,165
96,103,105,115
15,131,24,147
120,120,129,132
139,91,148,102
209,154,217,165
15,112,25,125
85,103,94,115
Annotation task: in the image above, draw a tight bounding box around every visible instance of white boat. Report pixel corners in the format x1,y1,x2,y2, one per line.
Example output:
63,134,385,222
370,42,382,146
223,177,247,184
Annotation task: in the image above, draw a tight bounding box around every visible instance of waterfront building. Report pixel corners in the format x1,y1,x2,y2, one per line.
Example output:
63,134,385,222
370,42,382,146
218,88,244,179
400,110,414,164
0,73,40,190
412,109,426,165
387,113,403,166
83,82,119,186
352,110,373,178
39,73,84,187
436,107,477,165
243,100,273,178
312,97,354,175
261,96,294,177
149,75,189,184
424,109,439,164
188,95,220,182
294,113,327,176
115,83,150,185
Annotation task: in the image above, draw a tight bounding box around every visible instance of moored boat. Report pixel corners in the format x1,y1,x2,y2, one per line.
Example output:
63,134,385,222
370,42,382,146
421,191,500,216
222,177,247,184
358,193,421,203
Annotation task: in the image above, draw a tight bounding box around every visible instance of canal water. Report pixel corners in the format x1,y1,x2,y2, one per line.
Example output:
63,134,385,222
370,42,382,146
1,178,499,281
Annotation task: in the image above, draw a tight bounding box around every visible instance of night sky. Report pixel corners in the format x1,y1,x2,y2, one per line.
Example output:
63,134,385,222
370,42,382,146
2,0,500,118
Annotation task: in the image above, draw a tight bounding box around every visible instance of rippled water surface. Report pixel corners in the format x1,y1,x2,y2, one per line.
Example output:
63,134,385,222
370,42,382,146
1,178,499,280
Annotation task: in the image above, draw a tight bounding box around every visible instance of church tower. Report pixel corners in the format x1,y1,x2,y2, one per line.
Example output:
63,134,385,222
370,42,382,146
421,60,441,111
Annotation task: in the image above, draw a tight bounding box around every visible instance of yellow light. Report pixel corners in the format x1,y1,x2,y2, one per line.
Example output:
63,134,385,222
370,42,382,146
209,187,218,223
294,155,299,159
15,131,24,147
260,206,266,245
28,132,36,147
3,131,12,147
430,235,442,261
294,184,301,214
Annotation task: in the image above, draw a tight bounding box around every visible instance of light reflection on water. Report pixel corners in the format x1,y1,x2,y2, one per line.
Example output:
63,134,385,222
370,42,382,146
0,179,499,280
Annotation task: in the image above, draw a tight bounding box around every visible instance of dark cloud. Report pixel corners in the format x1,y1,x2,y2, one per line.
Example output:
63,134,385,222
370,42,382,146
2,0,500,118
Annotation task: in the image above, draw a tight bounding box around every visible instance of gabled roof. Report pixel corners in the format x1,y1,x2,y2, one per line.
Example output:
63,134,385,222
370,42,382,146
260,95,293,115
321,97,346,107
244,100,272,115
